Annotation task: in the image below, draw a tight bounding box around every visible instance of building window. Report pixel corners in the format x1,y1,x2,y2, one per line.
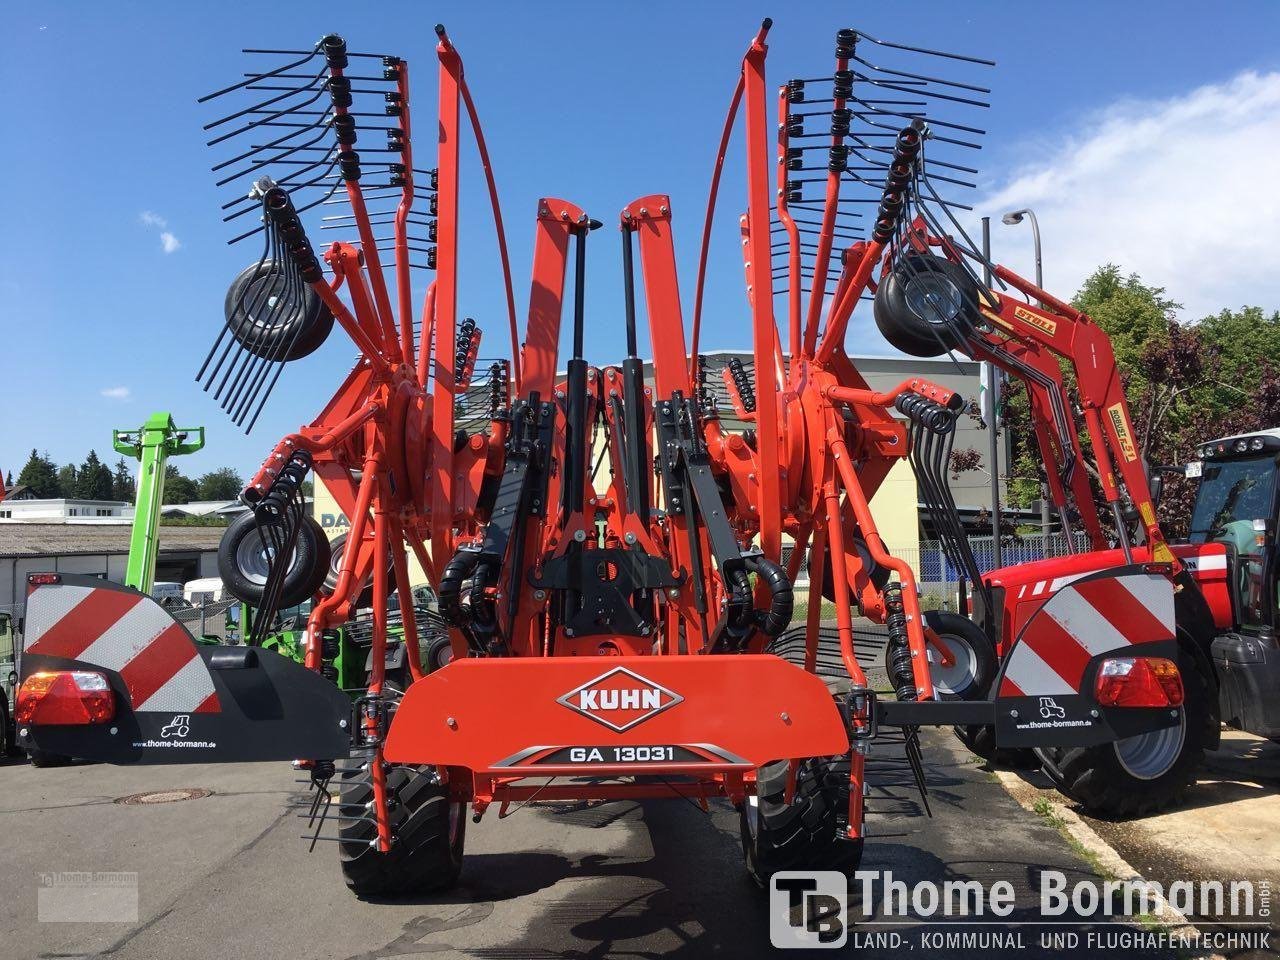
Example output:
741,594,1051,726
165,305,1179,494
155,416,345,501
0,510,9,519
97,509,110,516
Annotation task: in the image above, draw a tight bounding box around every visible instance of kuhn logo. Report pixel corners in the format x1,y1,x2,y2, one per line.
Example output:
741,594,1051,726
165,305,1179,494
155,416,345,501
557,667,683,732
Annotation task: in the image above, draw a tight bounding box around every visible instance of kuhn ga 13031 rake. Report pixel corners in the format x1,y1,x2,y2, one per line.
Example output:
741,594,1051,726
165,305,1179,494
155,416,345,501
17,21,1188,894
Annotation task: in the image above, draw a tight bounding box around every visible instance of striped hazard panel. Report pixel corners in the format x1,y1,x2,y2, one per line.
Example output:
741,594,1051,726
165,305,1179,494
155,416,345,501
998,572,1175,698
25,584,221,714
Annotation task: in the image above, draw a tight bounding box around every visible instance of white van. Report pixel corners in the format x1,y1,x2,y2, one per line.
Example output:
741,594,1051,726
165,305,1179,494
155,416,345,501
183,577,227,605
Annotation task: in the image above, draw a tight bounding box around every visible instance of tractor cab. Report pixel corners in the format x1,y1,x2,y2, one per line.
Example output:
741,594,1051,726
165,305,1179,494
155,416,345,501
1190,429,1280,638
1185,428,1280,739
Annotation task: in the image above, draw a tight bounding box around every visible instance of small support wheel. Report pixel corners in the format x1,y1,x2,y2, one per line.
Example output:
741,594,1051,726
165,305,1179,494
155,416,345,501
217,511,330,609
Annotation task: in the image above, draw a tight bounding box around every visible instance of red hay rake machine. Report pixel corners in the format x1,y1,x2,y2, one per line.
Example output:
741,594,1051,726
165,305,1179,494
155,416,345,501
17,21,1196,895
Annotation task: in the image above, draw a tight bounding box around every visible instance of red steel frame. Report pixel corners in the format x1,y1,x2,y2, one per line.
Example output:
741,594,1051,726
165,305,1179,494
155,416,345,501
233,20,1185,852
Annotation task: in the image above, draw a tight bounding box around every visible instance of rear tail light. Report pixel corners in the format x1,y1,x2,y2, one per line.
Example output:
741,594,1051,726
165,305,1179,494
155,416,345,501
16,671,115,726
1095,657,1183,708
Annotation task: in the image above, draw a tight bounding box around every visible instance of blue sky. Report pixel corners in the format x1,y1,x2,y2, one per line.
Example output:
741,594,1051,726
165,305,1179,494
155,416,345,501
4,1,1279,479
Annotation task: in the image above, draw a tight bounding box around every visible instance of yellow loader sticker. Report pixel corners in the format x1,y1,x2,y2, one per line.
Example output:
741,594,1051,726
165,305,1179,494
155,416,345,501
1013,304,1057,336
1107,403,1139,462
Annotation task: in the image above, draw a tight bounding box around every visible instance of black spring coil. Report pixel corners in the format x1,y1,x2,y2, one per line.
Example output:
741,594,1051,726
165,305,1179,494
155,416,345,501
833,69,854,100
884,582,916,702
488,360,509,420
835,28,857,59
830,107,852,139
696,355,717,416
454,317,478,383
727,357,756,413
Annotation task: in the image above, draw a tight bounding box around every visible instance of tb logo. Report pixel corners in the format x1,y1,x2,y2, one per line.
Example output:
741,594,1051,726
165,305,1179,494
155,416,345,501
769,871,847,948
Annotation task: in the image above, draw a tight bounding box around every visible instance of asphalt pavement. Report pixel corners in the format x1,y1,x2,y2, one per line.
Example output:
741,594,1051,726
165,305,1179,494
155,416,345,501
0,727,1193,960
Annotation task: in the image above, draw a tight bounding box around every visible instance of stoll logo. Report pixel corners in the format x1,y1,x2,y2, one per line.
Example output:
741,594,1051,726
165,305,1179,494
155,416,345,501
770,872,848,948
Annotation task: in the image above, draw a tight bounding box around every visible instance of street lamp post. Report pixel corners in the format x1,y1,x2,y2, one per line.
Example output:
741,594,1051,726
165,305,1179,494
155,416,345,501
1001,208,1052,541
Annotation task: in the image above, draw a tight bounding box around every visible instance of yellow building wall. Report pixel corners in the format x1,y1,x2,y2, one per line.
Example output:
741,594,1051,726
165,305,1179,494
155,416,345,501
868,458,921,563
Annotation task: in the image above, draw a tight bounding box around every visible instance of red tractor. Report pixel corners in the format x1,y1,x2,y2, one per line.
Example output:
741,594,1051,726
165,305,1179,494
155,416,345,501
15,21,1192,894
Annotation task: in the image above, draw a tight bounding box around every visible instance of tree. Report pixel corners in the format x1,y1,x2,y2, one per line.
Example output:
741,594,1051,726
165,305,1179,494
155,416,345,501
17,449,60,497
75,450,115,501
196,467,243,501
1001,265,1280,539
4,471,11,487
57,464,77,495
112,457,136,503
163,464,198,505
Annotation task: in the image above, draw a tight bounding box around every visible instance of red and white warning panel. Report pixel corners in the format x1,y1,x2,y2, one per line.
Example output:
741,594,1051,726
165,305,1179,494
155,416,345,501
25,581,220,714
993,567,1183,749
998,570,1174,697
18,574,352,765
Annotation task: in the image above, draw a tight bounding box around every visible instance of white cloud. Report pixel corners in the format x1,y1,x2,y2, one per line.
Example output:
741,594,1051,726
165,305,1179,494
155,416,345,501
139,211,180,253
980,71,1280,320
100,386,131,400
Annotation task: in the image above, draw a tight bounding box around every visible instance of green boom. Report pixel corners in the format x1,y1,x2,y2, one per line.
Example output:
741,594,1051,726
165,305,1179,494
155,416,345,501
112,412,205,594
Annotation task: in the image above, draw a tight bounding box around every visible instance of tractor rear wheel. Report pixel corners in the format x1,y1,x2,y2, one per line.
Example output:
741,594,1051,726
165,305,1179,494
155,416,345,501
1034,635,1209,818
740,755,863,886
338,764,465,897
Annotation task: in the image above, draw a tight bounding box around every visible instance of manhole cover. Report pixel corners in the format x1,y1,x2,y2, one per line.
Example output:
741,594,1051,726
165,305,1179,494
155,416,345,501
114,788,212,805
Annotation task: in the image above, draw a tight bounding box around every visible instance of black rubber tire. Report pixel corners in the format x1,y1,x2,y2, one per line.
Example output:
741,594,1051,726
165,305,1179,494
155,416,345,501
338,765,465,897
224,261,334,362
873,253,977,358
0,702,12,757
742,643,862,886
952,723,1039,769
818,537,889,604
1034,636,1209,819
323,533,394,610
218,512,331,609
741,756,864,887
425,632,454,673
901,610,996,702
27,747,72,768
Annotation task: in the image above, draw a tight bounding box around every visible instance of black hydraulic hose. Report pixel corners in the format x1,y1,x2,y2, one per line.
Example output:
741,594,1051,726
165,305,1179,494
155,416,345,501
438,549,481,629
724,568,755,639
746,556,794,637
468,559,500,642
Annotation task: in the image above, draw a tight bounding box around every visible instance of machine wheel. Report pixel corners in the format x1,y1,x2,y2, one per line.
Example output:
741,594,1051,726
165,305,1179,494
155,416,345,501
742,641,862,885
1035,636,1209,818
425,633,454,673
740,756,863,886
324,533,394,610
27,747,72,768
338,765,466,897
889,610,995,702
218,512,330,610
872,254,976,358
224,261,334,362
